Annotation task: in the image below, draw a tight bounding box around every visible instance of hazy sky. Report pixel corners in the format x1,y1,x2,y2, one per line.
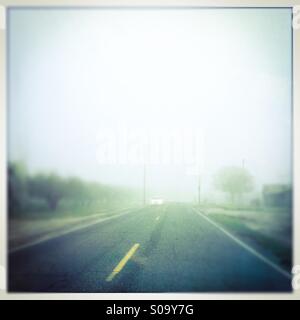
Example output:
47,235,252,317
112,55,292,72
8,8,292,201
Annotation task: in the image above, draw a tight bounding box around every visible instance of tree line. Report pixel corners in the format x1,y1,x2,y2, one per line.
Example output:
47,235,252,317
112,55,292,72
8,162,138,217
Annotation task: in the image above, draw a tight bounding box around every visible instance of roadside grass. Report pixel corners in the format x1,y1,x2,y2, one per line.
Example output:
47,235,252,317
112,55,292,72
9,203,141,251
208,213,292,271
10,200,140,220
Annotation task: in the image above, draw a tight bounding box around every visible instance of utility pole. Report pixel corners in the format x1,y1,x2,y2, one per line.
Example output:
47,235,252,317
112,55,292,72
143,163,146,206
197,160,202,206
198,174,201,206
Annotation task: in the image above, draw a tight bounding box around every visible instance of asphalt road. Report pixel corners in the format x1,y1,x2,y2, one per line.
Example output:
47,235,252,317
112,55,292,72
9,204,291,292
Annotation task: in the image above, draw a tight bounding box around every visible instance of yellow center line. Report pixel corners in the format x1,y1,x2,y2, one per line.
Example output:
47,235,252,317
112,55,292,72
105,243,140,282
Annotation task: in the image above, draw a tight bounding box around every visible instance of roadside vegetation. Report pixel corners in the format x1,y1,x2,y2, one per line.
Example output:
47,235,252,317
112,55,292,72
197,165,292,271
8,162,140,219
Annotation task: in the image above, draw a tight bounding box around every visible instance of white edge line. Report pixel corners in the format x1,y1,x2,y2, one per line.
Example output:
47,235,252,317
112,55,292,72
9,208,142,254
192,208,291,280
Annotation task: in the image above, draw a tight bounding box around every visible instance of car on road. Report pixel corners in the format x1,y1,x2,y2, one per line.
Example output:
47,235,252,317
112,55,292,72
150,197,164,205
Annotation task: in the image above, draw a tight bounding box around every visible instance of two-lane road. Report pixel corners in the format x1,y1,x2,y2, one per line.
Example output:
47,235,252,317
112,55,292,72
9,204,291,292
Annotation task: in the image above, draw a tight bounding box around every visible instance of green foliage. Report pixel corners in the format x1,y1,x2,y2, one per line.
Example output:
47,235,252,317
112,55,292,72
214,166,254,204
28,173,65,211
8,162,28,215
